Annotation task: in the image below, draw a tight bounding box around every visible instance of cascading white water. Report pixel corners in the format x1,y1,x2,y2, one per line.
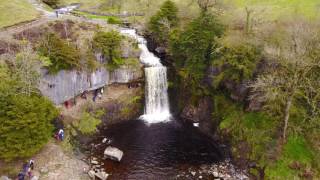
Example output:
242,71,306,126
120,28,171,123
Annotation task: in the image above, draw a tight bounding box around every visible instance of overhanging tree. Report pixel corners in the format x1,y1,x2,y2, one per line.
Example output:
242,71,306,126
169,12,224,96
148,0,179,46
250,21,320,140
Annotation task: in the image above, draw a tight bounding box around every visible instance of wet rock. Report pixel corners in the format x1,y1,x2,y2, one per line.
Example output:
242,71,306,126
181,97,213,123
191,171,196,176
95,171,109,180
91,160,99,165
88,170,95,178
155,47,166,54
104,146,124,162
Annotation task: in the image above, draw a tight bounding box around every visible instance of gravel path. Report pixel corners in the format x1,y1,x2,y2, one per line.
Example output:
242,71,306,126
32,142,90,180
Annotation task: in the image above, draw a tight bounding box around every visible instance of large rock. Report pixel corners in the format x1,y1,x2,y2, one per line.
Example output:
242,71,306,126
104,146,123,162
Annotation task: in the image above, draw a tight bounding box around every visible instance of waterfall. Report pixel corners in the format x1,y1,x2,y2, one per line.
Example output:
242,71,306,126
120,28,171,123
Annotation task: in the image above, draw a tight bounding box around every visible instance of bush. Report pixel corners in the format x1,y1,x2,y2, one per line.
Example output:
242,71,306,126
39,33,81,74
72,109,103,135
107,17,122,24
148,0,179,45
42,0,60,8
212,43,262,86
93,30,124,70
0,95,58,160
169,12,224,97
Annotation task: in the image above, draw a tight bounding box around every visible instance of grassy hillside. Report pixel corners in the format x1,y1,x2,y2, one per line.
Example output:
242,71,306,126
226,0,320,20
0,0,40,28
60,0,320,26
61,0,320,17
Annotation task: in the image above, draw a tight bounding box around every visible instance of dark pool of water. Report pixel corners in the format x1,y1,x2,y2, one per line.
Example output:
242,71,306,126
92,119,225,179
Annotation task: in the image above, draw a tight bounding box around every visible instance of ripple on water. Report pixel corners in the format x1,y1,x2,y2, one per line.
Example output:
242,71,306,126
91,119,229,179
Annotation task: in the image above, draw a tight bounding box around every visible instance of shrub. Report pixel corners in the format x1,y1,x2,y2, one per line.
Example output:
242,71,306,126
42,0,60,8
93,30,124,70
72,109,104,135
107,17,122,24
212,43,262,86
39,33,81,74
148,0,179,45
0,95,58,160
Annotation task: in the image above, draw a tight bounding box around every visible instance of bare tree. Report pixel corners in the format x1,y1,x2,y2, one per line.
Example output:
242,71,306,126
250,21,320,140
0,41,41,96
197,0,218,12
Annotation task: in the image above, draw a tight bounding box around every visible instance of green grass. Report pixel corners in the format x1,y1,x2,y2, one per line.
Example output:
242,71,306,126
0,0,40,28
61,0,320,26
73,10,122,24
225,0,320,20
266,136,314,179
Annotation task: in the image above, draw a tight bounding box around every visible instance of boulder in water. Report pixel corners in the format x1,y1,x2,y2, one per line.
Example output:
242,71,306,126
104,146,123,162
95,171,109,180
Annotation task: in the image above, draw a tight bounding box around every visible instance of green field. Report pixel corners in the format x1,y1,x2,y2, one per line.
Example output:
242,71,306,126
0,0,40,28
61,0,320,20
226,0,320,19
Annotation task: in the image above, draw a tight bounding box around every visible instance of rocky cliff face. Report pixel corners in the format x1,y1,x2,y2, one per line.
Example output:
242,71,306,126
39,65,143,104
40,38,143,105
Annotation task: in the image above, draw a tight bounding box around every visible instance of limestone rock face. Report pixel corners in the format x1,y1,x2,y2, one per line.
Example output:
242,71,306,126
39,65,143,104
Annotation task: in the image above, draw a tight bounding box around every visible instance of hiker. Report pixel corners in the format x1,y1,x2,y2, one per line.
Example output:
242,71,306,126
81,91,87,99
29,159,34,170
98,92,102,99
18,172,25,180
54,131,59,140
93,89,99,102
64,101,69,108
58,129,64,141
22,162,29,174
55,10,59,18
27,167,32,178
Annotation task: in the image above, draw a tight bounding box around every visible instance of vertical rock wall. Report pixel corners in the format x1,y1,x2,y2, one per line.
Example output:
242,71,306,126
39,66,143,105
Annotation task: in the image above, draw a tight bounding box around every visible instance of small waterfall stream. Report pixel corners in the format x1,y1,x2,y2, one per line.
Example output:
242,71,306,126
120,28,171,123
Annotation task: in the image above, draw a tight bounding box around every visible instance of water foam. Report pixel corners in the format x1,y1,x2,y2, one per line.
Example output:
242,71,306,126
120,28,171,123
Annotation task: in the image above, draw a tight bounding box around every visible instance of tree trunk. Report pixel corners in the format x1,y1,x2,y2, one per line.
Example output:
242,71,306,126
283,94,293,140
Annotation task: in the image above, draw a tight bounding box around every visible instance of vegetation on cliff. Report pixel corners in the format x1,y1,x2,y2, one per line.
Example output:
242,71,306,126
148,0,320,179
93,30,124,70
39,33,81,74
42,0,60,8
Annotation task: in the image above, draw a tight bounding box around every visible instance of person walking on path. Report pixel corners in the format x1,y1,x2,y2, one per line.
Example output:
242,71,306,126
29,159,34,170
58,129,64,141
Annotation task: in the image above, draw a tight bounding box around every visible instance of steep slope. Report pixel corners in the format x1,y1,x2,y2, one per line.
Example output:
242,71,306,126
0,0,40,28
